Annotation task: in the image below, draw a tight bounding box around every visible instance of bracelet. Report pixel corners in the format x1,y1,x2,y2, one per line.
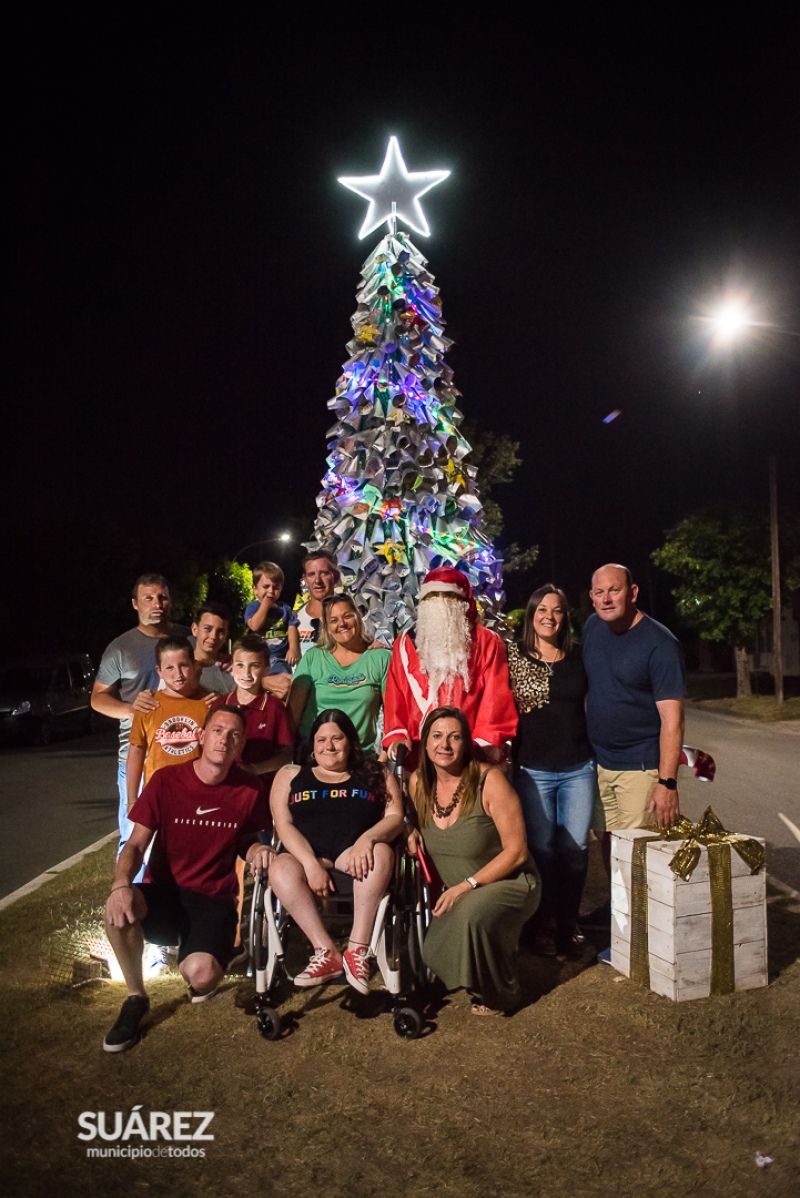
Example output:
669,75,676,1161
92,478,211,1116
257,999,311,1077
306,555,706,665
110,883,133,893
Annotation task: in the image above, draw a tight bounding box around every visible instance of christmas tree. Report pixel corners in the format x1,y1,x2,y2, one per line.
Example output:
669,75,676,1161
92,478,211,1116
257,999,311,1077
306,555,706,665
306,138,504,642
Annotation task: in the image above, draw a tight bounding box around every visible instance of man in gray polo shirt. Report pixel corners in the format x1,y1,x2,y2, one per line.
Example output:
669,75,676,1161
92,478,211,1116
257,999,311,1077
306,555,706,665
92,574,189,856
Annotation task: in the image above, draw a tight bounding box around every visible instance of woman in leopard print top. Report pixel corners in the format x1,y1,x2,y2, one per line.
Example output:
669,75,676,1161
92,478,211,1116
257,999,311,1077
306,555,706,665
508,585,597,958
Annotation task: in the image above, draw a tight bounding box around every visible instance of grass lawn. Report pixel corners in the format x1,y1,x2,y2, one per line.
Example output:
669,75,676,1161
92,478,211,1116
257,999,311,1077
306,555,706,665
689,697,800,722
687,674,800,720
1,839,799,1198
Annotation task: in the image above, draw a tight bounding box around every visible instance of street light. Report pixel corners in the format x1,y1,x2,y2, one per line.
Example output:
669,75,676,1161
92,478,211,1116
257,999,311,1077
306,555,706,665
232,533,292,564
710,302,750,343
702,302,784,704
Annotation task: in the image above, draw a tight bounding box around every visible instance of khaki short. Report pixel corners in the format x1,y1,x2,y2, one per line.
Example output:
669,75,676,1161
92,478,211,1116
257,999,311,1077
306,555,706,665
592,766,659,831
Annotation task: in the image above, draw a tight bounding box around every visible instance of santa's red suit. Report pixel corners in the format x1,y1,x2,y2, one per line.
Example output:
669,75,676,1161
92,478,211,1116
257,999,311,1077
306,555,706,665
382,568,517,759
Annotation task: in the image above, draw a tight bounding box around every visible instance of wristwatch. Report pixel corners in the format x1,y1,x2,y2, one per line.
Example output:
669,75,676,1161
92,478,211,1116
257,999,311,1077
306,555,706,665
657,776,678,791
466,876,479,889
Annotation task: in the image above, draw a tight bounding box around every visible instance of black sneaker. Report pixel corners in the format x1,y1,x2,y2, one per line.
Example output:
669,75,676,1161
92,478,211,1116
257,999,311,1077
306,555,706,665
530,929,559,957
103,995,150,1053
557,928,586,960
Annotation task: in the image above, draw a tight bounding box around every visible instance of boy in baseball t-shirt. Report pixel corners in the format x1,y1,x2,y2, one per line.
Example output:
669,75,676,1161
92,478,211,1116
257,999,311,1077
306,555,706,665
125,636,209,816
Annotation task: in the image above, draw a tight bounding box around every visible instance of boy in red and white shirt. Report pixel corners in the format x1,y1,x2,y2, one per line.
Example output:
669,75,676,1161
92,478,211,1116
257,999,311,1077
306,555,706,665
212,634,294,794
212,634,294,952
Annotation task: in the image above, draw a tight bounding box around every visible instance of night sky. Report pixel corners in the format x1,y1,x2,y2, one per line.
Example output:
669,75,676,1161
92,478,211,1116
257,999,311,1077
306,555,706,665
6,6,800,629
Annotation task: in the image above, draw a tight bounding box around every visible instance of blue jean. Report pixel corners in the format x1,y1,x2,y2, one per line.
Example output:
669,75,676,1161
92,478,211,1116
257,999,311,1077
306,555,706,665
514,760,597,930
117,759,146,883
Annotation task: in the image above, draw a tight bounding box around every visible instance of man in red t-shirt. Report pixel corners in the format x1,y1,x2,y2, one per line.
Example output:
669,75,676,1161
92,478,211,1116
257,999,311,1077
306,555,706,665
103,707,272,1053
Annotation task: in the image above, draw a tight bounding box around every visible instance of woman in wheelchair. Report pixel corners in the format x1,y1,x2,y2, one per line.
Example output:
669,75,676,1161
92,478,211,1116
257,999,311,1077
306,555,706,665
408,706,540,1015
269,708,404,994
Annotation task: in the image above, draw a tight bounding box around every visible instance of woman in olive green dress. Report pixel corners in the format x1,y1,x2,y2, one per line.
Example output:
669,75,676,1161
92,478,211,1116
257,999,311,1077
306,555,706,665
408,706,539,1015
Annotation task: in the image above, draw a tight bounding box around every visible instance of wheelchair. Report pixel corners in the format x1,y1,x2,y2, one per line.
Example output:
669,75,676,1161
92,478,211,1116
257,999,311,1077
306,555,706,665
249,839,432,1040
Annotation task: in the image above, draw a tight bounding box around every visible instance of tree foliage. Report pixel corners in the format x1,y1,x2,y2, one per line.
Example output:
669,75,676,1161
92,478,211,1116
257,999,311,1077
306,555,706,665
170,571,210,629
171,560,253,638
652,509,773,648
652,506,800,696
211,560,254,632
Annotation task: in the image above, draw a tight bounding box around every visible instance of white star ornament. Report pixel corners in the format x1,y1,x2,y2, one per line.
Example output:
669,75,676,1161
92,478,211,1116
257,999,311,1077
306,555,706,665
338,136,450,240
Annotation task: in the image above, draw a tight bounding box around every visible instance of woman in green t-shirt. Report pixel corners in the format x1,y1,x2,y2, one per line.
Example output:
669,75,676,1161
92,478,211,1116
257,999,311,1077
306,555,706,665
289,595,390,755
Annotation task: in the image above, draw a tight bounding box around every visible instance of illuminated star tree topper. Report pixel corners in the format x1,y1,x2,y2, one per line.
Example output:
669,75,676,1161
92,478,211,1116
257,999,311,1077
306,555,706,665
338,136,450,240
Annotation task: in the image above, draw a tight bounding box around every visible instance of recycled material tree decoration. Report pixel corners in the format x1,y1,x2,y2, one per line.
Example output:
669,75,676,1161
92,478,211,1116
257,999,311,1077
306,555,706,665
305,136,505,641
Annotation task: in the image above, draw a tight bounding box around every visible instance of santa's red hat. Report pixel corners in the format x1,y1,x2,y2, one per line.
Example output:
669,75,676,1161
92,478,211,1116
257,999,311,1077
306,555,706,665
418,567,477,624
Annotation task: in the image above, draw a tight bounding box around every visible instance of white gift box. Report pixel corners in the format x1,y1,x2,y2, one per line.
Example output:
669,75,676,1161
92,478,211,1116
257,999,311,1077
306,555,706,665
611,829,768,1002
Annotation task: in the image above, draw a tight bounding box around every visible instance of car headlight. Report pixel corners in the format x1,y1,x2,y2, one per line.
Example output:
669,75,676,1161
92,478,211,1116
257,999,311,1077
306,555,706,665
11,700,31,716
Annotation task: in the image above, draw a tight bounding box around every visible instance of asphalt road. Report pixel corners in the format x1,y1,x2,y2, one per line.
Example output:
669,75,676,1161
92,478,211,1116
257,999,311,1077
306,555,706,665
682,707,800,892
0,709,798,903
0,723,119,900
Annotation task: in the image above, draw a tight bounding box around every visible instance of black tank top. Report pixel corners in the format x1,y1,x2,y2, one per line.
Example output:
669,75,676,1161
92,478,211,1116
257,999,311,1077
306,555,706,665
287,765,382,861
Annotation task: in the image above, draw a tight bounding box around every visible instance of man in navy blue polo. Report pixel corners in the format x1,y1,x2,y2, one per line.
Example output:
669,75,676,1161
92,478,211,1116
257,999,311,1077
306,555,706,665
583,563,686,834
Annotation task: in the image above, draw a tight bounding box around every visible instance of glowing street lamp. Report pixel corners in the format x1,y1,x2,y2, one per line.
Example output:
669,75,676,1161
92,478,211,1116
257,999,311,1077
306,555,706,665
695,295,760,350
711,302,750,342
698,298,799,348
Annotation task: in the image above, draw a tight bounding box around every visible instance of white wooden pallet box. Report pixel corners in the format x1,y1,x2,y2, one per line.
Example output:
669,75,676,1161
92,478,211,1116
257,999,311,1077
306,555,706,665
611,828,767,1002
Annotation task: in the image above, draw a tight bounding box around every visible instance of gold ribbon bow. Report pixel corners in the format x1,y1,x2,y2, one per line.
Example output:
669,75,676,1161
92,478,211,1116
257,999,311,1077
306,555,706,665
658,807,766,882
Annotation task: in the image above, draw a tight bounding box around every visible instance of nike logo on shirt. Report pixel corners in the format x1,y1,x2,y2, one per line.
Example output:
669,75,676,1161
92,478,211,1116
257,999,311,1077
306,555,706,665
196,807,221,815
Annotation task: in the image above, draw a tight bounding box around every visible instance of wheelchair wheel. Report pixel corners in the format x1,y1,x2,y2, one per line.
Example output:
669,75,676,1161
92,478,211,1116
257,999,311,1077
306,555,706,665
393,1006,422,1040
257,1006,282,1041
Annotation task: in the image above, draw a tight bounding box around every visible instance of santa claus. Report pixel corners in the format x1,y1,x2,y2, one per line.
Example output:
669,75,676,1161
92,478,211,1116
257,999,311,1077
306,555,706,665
382,566,517,764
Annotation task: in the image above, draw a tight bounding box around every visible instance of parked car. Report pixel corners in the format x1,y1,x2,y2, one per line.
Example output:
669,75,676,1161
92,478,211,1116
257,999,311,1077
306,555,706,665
0,653,95,745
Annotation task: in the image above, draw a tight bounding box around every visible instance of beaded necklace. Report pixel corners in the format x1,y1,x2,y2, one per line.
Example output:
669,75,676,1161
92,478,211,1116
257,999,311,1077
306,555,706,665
432,775,466,820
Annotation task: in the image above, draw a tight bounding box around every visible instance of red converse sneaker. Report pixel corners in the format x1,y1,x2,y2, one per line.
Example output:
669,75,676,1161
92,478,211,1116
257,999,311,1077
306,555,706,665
343,946,371,995
294,948,343,988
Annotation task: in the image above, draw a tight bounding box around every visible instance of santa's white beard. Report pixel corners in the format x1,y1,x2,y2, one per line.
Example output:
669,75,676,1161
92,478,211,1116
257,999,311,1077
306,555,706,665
416,598,472,701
